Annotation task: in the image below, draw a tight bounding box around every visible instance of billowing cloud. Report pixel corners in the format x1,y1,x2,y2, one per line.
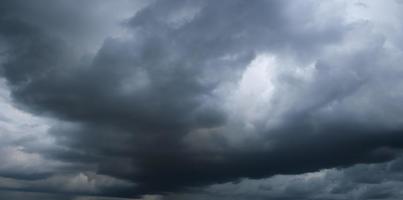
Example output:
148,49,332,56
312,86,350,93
1,0,403,199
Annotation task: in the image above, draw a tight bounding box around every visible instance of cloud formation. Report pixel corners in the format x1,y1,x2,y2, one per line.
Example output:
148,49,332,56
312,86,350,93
1,0,403,199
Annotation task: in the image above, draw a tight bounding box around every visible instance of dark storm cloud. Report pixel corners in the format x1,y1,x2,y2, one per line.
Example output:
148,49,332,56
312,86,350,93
1,0,403,199
161,155,403,200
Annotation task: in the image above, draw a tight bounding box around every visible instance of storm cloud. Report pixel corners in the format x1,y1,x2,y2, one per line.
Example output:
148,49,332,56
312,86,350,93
1,0,403,199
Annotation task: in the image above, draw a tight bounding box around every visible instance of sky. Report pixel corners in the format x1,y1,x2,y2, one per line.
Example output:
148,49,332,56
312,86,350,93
1,0,403,199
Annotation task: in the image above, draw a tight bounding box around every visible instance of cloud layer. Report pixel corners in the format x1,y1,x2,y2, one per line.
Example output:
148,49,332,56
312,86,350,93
1,0,403,199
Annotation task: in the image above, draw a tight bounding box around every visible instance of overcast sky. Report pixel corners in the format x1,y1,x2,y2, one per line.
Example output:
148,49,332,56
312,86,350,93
1,0,403,199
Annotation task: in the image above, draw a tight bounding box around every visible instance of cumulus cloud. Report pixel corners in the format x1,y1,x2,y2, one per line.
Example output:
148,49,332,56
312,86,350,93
1,0,403,199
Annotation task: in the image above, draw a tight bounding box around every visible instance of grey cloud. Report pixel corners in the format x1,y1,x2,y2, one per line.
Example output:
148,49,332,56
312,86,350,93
0,191,74,200
1,0,403,199
160,155,403,200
